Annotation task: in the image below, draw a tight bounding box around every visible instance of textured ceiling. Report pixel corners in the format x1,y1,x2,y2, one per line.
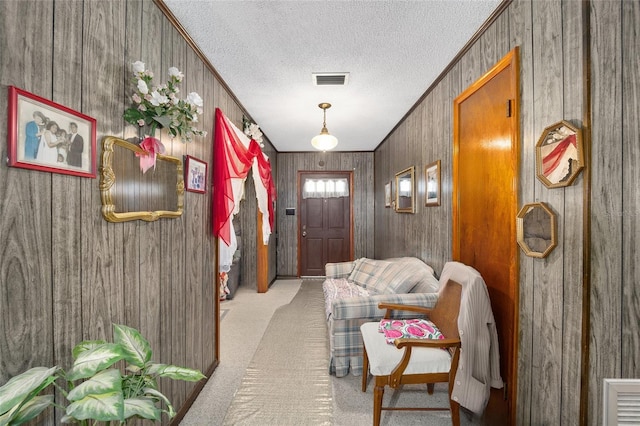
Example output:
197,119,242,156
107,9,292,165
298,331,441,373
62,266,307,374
162,0,502,152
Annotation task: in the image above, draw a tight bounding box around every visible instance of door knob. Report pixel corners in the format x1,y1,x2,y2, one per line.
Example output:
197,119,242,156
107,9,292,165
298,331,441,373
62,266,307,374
302,231,307,237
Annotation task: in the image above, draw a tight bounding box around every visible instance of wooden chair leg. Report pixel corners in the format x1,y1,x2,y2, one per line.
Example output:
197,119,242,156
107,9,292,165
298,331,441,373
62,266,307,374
450,398,461,426
373,384,384,426
427,383,435,394
362,345,369,392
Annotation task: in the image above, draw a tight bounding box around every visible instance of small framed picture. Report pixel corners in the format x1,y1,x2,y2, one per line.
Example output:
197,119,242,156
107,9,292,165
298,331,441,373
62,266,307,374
425,160,441,207
384,182,392,207
184,155,208,194
7,86,97,178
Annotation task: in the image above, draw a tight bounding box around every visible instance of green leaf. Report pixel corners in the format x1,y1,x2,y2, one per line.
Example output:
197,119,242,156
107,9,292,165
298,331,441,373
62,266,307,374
4,395,53,425
142,388,175,418
66,369,121,402
65,391,124,422
0,366,58,416
72,340,106,360
153,114,172,129
112,324,151,368
66,343,125,381
123,397,161,421
147,364,205,382
123,108,144,124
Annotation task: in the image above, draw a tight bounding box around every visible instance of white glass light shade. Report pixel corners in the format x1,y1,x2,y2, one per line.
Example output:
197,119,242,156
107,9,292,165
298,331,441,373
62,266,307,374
311,128,338,151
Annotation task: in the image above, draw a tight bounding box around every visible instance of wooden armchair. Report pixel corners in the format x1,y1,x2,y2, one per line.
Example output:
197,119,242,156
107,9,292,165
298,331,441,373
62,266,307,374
360,279,462,426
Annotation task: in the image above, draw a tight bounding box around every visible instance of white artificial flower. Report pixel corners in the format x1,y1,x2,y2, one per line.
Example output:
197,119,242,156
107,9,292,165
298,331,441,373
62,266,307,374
192,114,199,123
186,92,203,107
249,123,261,137
137,79,149,95
149,91,169,106
168,67,184,80
132,61,145,74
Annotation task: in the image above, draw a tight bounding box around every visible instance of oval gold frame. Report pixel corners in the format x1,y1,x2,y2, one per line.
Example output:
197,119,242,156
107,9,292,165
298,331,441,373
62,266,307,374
395,166,415,213
100,136,184,222
535,120,584,188
516,202,557,258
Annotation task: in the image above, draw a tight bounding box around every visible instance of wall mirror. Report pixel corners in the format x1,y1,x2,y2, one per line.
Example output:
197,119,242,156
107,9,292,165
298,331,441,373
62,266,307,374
516,202,557,258
100,136,184,222
395,166,415,213
536,120,584,188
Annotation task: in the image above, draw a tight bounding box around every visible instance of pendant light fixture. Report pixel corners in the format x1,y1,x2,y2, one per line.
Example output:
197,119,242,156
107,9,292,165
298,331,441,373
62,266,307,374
311,102,338,151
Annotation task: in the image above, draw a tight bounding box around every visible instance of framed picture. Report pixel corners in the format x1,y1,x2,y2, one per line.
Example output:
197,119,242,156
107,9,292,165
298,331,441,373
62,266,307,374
425,160,441,206
384,181,392,207
184,155,208,194
7,86,97,178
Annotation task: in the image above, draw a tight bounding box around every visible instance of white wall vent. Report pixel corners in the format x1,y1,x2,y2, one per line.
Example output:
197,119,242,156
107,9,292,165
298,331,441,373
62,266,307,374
312,72,350,86
604,379,640,425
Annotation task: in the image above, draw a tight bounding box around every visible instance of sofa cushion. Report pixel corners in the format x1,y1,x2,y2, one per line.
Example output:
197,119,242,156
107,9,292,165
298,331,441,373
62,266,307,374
325,260,357,279
348,258,391,291
375,257,433,294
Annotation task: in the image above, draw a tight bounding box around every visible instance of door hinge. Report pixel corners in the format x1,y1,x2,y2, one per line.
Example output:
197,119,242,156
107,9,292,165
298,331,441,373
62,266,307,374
506,99,512,117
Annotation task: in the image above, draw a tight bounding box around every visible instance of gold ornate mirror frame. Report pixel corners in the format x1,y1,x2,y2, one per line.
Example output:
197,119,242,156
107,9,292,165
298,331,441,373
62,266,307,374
100,136,184,222
516,202,557,258
395,166,415,213
535,120,584,188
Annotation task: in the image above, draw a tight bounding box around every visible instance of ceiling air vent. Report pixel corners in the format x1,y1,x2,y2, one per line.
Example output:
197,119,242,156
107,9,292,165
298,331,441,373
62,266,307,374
312,72,349,86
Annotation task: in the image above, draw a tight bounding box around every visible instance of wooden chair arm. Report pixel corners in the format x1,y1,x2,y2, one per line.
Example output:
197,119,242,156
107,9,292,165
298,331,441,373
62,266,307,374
378,302,433,319
388,337,462,387
394,337,461,349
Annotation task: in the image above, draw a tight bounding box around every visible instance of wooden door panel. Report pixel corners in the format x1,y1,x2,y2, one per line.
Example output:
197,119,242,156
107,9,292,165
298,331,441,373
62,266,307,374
299,172,353,276
327,238,348,263
453,48,519,424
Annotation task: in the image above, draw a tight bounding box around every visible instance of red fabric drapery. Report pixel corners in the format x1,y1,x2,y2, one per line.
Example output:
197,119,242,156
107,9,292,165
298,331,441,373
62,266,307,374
212,108,275,246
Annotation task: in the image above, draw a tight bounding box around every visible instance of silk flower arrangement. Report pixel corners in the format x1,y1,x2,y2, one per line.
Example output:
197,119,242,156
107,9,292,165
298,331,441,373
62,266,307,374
123,61,207,173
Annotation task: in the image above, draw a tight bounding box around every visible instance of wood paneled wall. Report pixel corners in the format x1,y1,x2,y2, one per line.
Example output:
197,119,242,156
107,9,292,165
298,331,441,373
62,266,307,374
276,152,374,277
373,1,639,424
0,0,274,422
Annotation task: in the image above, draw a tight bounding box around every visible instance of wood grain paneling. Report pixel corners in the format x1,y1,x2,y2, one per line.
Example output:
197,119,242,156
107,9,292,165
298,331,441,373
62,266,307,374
530,2,565,424
621,0,640,381
0,3,55,425
0,0,224,423
589,1,624,425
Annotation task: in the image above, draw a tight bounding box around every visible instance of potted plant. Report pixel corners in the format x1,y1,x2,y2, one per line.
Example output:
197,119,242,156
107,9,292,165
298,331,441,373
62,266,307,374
0,324,205,425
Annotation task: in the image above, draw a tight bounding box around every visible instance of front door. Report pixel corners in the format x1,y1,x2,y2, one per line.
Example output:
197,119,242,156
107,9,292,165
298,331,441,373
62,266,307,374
453,48,519,424
298,171,353,276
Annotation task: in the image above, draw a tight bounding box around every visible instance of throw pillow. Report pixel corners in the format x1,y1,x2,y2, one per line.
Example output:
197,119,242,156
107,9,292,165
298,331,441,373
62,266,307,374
347,258,391,291
379,318,445,344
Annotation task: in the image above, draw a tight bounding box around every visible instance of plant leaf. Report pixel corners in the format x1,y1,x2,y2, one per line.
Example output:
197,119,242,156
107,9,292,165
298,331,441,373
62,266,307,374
147,364,205,382
123,108,144,124
4,395,54,425
66,344,125,381
112,324,151,368
65,391,124,422
0,366,58,416
72,340,107,360
142,388,175,418
153,114,171,129
123,397,160,421
66,369,121,402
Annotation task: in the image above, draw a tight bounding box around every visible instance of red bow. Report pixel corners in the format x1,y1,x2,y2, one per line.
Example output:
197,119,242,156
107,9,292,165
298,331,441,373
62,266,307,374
136,137,166,173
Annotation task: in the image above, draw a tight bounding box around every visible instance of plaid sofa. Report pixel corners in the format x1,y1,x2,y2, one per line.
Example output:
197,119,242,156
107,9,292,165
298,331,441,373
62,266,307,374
322,257,440,377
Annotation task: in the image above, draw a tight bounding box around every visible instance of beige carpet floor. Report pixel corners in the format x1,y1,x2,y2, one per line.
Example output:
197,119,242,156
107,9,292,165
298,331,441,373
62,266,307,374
181,279,478,425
